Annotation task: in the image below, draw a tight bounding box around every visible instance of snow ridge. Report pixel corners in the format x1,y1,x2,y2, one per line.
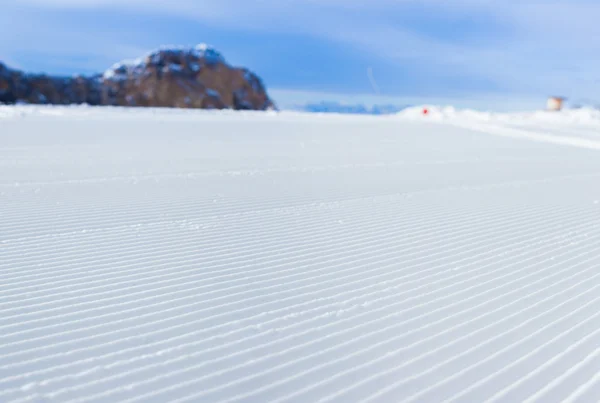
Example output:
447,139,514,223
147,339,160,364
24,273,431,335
396,106,600,151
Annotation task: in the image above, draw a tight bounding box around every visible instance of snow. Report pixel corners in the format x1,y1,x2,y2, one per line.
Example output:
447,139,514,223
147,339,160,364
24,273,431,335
397,106,600,151
191,43,225,65
206,88,220,98
165,63,183,73
2,105,600,402
397,105,600,125
102,58,145,81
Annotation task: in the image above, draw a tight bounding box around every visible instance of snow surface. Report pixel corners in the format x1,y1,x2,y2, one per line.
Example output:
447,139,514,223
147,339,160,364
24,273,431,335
2,105,600,402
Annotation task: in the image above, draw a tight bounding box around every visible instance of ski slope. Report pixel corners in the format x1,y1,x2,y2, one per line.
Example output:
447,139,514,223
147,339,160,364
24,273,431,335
2,105,600,402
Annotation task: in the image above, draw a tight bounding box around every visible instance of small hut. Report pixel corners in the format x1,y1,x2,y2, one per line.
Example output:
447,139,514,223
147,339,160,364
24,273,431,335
547,96,565,111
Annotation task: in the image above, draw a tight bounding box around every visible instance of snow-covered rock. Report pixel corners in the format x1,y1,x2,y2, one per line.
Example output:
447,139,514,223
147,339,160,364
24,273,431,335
0,44,275,110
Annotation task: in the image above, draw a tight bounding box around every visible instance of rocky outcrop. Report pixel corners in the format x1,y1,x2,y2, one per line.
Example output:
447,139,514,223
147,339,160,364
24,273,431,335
0,44,275,110
0,63,19,104
0,65,103,106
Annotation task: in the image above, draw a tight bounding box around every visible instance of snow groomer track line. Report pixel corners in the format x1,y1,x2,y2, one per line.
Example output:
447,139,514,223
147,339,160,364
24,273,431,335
2,105,600,402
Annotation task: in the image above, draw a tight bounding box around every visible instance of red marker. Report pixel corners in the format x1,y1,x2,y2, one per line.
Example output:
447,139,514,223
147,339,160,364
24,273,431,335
423,108,429,115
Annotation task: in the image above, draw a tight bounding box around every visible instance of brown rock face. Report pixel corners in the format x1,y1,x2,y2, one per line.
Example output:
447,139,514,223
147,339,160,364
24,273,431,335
0,63,19,104
0,45,275,110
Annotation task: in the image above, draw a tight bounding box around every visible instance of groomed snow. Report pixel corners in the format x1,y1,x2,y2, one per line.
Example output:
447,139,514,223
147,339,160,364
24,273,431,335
2,105,600,402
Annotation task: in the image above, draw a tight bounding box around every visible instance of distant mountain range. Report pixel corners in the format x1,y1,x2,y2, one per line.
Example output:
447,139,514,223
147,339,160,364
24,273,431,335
0,45,274,110
296,101,410,115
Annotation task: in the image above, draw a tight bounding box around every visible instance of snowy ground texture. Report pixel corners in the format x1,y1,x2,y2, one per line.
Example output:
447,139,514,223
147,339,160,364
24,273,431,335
2,105,600,403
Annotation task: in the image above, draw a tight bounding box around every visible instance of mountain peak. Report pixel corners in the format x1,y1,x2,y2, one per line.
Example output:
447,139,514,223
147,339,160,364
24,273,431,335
103,44,226,81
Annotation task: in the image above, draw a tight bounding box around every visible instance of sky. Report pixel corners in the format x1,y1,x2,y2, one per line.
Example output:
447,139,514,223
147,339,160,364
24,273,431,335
2,0,600,111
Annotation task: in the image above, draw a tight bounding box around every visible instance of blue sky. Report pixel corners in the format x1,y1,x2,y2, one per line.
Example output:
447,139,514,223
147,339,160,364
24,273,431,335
2,0,600,110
